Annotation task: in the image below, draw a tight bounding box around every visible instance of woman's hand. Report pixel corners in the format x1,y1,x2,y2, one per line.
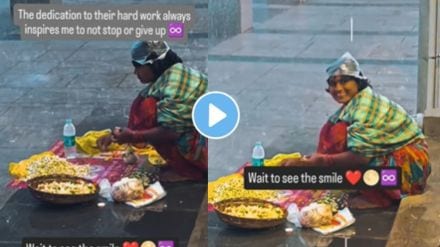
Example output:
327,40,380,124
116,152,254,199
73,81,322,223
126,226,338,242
304,153,326,166
96,134,113,152
281,158,308,166
281,153,326,166
110,126,178,146
112,127,136,144
282,152,371,168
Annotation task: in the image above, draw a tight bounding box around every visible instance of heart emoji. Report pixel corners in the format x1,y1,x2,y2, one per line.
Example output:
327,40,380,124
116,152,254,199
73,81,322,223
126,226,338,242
123,241,139,247
345,170,362,185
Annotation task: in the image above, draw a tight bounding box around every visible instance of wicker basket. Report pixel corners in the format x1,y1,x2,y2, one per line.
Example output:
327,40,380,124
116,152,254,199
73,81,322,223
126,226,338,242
27,175,100,205
213,198,287,229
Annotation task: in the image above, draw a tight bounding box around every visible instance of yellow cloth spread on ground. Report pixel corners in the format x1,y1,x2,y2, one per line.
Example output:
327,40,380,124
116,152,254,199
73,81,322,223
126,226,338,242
75,129,123,155
75,129,166,165
9,130,166,181
208,152,302,204
9,152,55,179
264,152,301,166
8,151,90,181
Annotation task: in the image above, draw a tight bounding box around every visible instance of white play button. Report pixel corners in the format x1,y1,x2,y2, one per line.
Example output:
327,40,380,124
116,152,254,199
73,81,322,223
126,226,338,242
193,91,240,139
208,103,227,127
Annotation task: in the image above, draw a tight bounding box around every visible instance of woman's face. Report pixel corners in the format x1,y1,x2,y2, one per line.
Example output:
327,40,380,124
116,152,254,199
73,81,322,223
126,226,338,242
134,65,155,84
327,76,359,104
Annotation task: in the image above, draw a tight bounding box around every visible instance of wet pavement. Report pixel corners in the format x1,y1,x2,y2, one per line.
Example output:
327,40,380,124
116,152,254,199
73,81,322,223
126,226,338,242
209,206,399,247
0,181,206,247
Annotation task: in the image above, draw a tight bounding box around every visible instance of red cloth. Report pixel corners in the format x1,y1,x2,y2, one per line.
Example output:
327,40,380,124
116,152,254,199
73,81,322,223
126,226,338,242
317,121,349,154
8,140,141,189
128,96,207,181
317,121,397,207
128,96,157,131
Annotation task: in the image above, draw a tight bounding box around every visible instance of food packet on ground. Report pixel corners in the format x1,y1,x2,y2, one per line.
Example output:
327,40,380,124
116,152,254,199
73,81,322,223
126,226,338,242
125,181,167,208
111,177,144,202
287,197,355,234
299,202,334,228
312,208,356,235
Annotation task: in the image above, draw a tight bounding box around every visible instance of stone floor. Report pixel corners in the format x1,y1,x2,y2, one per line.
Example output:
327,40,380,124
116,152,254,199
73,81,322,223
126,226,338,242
207,0,435,246
209,206,399,247
0,181,206,247
387,138,440,247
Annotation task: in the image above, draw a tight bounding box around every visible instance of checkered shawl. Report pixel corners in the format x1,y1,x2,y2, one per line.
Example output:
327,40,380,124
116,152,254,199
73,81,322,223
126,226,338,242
328,87,424,157
139,63,207,160
140,63,207,133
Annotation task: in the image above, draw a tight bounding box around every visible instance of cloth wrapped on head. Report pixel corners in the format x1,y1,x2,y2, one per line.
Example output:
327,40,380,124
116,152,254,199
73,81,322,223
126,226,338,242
131,41,170,66
326,52,367,80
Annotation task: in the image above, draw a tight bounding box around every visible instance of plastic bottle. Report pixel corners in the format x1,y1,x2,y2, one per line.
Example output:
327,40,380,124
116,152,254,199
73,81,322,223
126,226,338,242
63,119,77,159
252,141,265,167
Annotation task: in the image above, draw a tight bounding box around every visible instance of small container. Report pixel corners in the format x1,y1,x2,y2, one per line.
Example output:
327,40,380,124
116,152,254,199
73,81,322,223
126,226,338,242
63,119,77,159
252,141,265,167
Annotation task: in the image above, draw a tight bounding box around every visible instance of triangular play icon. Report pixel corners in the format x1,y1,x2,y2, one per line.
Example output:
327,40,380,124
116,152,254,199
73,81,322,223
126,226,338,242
209,103,227,127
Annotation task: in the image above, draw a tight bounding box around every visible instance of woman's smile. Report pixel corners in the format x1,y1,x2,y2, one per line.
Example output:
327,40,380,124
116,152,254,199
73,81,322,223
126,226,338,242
327,76,360,104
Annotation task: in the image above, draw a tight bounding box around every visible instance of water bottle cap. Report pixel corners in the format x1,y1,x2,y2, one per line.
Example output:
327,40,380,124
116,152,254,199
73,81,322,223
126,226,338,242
255,141,262,146
65,119,72,124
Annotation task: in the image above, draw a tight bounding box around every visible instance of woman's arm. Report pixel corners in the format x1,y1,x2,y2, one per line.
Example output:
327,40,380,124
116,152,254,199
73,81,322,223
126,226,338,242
283,151,371,167
319,151,371,167
113,126,179,146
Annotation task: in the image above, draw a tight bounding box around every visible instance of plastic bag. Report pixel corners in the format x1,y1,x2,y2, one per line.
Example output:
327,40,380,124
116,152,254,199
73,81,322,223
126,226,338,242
99,179,113,202
287,203,302,228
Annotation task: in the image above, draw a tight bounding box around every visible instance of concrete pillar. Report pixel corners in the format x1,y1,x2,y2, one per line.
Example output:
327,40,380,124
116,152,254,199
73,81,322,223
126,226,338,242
240,0,253,33
209,0,253,45
418,0,440,136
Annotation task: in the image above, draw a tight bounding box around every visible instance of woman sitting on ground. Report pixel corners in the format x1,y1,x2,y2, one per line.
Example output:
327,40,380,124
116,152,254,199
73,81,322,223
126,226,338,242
97,41,207,182
282,52,431,207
